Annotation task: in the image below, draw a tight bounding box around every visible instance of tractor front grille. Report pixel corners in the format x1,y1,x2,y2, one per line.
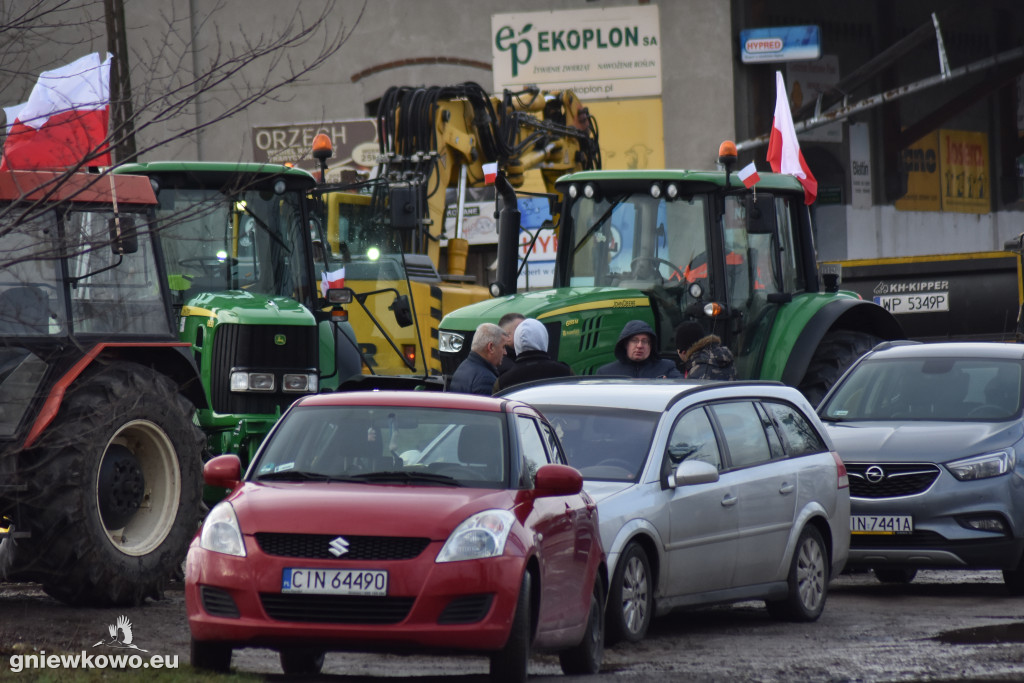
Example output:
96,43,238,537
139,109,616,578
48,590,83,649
209,323,317,415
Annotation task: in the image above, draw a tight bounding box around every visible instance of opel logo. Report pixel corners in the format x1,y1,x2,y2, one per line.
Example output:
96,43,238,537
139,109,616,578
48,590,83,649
865,465,885,483
328,537,349,557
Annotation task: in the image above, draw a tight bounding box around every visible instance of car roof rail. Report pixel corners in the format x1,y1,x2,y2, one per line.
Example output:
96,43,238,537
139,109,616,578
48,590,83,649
870,339,921,353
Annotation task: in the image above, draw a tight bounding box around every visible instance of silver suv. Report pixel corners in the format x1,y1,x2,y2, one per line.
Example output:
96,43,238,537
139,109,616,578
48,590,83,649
818,340,1024,590
502,378,850,644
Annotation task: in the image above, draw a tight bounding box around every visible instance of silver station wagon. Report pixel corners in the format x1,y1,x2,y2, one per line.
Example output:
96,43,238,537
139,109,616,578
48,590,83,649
502,378,850,644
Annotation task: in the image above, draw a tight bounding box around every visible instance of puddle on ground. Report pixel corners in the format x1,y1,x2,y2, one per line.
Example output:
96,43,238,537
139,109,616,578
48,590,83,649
934,622,1024,644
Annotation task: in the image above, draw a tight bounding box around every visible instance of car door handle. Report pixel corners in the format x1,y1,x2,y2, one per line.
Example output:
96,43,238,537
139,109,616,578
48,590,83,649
779,482,795,495
721,494,737,507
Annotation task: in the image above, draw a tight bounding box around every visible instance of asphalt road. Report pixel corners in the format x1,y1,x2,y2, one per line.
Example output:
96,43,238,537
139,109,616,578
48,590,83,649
3,569,1024,681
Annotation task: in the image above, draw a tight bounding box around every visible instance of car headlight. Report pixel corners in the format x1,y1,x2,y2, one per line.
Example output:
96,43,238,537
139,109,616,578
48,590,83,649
199,502,247,557
436,509,516,563
947,450,1014,481
438,330,465,354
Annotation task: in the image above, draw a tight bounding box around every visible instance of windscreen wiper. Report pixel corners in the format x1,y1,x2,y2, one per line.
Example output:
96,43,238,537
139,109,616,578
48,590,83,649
347,470,464,486
572,194,627,256
256,469,330,482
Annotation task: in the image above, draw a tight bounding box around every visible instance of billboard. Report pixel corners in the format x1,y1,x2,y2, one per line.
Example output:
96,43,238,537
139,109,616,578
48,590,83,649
492,5,661,99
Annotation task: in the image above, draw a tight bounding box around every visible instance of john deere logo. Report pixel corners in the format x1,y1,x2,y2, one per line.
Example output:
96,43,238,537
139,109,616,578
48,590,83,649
274,334,287,346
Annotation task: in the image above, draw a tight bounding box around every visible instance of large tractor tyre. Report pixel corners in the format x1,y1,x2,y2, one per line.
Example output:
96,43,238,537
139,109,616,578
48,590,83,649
798,330,883,407
17,362,204,606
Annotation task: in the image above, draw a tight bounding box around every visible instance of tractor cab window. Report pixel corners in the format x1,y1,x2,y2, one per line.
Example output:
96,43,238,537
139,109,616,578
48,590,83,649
0,210,66,336
64,209,170,335
156,187,313,308
567,192,709,297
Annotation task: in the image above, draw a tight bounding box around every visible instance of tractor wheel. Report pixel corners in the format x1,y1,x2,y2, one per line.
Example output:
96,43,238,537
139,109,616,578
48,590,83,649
15,362,204,606
798,330,883,406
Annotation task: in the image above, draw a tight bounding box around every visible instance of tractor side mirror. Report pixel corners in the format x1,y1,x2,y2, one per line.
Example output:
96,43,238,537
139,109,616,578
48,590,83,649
745,193,776,235
390,294,414,327
108,215,139,254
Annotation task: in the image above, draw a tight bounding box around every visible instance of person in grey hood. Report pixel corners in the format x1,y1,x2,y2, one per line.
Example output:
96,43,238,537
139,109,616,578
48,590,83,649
595,319,681,378
493,318,572,392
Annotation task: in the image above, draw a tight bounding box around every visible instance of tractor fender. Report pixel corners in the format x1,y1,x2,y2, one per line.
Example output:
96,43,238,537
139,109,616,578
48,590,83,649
23,342,205,449
780,298,904,387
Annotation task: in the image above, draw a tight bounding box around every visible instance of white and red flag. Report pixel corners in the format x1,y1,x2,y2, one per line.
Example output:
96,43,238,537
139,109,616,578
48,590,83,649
1,53,112,171
482,162,498,184
320,267,346,298
766,70,817,205
738,162,760,189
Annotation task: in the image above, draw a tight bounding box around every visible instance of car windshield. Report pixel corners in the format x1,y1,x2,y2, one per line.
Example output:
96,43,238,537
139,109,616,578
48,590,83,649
820,356,1024,422
252,405,508,488
535,405,658,481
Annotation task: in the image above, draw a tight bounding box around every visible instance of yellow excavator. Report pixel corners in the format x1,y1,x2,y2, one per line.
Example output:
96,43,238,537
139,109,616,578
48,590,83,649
311,83,600,380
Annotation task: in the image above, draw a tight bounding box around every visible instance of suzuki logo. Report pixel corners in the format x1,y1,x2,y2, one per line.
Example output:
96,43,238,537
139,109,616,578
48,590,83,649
865,465,885,483
328,537,350,557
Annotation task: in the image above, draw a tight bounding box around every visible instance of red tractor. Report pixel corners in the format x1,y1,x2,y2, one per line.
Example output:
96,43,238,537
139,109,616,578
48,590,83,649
0,170,205,606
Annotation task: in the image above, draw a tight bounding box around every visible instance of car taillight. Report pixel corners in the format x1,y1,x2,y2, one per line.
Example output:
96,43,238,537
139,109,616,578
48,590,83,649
832,451,849,489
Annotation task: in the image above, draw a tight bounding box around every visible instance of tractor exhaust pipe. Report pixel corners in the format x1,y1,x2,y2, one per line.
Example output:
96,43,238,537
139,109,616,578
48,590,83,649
493,170,520,297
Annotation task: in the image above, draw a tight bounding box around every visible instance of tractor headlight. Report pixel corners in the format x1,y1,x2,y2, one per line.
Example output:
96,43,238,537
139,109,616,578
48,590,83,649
439,331,465,353
230,371,275,392
283,373,318,393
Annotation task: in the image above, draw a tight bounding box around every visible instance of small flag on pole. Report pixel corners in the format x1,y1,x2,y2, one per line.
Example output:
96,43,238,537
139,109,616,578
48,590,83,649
738,162,760,189
482,162,498,184
320,267,346,298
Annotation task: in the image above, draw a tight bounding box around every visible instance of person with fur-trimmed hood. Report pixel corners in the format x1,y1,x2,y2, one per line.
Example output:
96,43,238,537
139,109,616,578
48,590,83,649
674,320,737,380
595,319,681,378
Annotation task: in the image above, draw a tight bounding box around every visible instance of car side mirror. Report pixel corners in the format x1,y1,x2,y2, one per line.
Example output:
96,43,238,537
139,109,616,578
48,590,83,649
204,454,243,490
668,459,719,488
533,463,584,497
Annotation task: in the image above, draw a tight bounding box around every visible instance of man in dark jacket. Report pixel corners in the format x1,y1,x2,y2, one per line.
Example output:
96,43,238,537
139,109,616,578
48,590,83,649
493,318,572,392
496,312,525,375
674,320,737,380
448,322,506,394
595,319,681,378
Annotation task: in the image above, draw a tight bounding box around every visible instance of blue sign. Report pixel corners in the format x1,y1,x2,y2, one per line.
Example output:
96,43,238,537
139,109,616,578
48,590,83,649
740,26,820,64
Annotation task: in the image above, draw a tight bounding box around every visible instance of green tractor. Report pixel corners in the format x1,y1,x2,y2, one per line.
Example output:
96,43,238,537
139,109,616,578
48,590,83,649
438,151,904,404
114,162,370,471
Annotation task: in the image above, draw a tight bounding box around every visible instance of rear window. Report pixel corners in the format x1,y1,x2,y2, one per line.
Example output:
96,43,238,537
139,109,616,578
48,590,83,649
820,357,1024,422
537,406,659,482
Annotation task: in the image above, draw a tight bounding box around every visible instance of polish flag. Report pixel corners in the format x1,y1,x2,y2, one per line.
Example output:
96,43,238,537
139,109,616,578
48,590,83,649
738,162,760,189
1,53,112,171
766,71,817,205
482,162,498,184
320,267,346,298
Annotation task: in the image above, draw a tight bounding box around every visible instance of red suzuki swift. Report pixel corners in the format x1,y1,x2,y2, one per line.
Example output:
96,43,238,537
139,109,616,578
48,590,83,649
185,391,606,681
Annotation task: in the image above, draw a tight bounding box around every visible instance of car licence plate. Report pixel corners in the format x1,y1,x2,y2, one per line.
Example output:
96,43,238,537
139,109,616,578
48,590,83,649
850,515,913,535
282,568,388,595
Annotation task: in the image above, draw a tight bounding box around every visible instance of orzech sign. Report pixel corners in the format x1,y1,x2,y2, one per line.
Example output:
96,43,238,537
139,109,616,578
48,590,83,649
251,119,378,181
492,5,661,99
